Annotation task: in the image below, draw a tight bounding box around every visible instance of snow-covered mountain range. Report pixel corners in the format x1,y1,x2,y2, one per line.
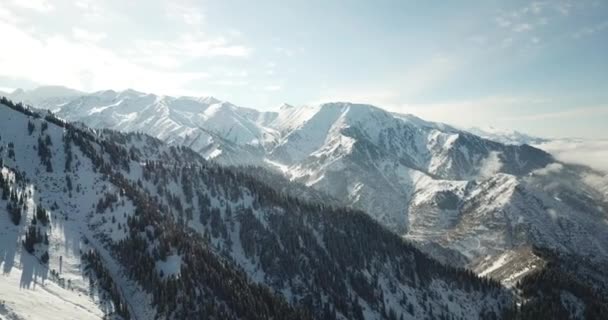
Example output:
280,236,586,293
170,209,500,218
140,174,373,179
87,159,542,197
7,87,608,285
3,88,608,319
0,97,523,320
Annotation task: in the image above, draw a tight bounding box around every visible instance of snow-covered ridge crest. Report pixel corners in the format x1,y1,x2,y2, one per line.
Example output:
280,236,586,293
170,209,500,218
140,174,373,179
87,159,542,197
12,87,608,287
10,87,558,231
0,97,520,320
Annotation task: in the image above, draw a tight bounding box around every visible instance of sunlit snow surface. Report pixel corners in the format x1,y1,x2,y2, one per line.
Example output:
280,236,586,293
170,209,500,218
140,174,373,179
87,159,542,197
10,88,608,286
0,106,153,320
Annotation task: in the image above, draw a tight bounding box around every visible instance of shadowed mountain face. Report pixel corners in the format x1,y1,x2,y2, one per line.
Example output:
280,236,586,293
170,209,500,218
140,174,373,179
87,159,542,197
12,89,608,285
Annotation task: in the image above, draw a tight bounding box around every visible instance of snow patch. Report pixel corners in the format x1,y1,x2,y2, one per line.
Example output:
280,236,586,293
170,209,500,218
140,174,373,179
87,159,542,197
155,255,182,278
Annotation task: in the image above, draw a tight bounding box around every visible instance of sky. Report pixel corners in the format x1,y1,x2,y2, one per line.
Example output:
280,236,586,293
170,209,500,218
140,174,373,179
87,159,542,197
0,0,607,139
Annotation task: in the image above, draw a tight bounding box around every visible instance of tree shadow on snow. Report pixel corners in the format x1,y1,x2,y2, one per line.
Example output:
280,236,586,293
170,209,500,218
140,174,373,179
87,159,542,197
0,223,19,275
19,250,48,289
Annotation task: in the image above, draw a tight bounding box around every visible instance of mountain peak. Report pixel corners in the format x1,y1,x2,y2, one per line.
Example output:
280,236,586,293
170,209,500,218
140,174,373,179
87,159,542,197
120,88,146,96
10,88,25,95
318,101,387,113
467,126,547,145
199,96,221,105
10,85,83,99
279,103,295,110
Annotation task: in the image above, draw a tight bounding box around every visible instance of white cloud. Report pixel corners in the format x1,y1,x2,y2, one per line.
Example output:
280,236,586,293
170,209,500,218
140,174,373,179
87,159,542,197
132,34,252,69
11,0,53,13
0,20,208,95
478,151,503,179
501,37,514,48
213,79,249,86
496,16,512,27
264,85,282,91
0,86,15,93
223,70,248,78
513,23,533,32
399,95,543,126
73,0,104,20
493,2,558,47
581,172,608,198
529,2,545,14
535,139,608,173
532,162,564,175
166,3,205,26
72,27,107,43
506,105,608,121
264,61,277,75
556,2,572,15
227,29,243,37
468,35,488,46
572,20,608,38
0,3,22,24
0,0,253,97
274,47,294,57
395,95,607,139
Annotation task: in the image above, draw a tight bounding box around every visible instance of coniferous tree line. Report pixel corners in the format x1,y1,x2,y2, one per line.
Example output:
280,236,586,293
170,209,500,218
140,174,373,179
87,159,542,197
228,165,340,206
7,142,15,160
0,163,29,226
0,161,50,265
503,247,608,320
139,154,510,319
27,120,35,135
58,114,311,319
37,134,53,172
34,203,50,225
22,224,48,253
82,249,131,319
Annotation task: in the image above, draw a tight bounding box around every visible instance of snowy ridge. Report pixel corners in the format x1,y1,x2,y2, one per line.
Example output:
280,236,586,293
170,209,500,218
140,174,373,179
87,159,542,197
12,87,608,290
0,105,150,319
466,126,547,146
0,98,521,320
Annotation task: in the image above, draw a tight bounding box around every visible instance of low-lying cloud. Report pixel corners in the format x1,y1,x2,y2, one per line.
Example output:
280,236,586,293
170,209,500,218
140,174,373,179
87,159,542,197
478,151,503,179
534,139,608,173
532,162,564,176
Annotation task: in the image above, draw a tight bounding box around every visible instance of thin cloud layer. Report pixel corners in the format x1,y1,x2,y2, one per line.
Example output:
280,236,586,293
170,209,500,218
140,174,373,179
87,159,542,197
535,139,608,173
0,1,251,96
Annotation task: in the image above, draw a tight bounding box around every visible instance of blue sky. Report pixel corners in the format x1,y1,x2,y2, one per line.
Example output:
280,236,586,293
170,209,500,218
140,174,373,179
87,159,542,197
0,0,607,138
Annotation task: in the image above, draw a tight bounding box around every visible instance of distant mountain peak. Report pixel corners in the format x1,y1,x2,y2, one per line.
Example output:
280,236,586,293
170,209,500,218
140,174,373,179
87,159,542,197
11,88,25,95
120,88,146,96
467,126,547,145
199,96,221,105
10,85,84,97
279,103,295,110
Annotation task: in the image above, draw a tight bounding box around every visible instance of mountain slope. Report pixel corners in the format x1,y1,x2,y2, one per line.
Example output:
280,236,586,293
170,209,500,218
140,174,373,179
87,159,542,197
33,91,555,229
0,99,309,319
48,89,272,165
17,88,608,293
6,86,85,112
0,97,523,319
